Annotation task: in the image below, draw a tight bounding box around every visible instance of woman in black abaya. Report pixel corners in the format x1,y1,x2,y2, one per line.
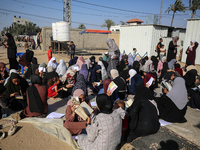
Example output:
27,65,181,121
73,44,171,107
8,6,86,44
5,33,18,70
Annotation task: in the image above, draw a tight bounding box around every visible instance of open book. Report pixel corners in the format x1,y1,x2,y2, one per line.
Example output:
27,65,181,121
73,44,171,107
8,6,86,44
107,81,118,94
161,81,172,91
15,95,23,100
74,101,93,121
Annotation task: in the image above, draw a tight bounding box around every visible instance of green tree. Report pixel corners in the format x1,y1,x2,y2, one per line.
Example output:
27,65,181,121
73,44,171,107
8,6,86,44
189,0,200,19
78,24,86,29
1,22,41,36
101,19,115,30
165,0,186,26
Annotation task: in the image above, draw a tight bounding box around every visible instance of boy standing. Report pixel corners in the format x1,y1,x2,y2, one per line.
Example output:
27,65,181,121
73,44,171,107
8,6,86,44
68,41,76,59
48,46,52,61
133,48,137,61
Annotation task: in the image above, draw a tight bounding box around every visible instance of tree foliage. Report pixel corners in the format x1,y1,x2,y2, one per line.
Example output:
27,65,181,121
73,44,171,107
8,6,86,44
1,22,41,36
101,19,115,30
165,0,186,26
189,0,200,18
78,24,86,29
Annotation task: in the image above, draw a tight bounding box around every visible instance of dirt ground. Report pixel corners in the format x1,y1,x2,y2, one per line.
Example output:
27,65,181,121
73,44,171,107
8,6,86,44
0,123,73,150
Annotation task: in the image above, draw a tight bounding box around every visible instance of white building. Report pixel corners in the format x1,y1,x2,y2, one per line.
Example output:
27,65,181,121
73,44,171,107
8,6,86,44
119,24,186,57
110,25,121,32
14,16,29,25
181,19,200,65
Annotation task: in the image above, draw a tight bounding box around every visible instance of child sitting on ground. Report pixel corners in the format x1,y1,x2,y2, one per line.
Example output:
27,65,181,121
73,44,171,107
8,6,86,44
48,77,63,99
113,100,128,137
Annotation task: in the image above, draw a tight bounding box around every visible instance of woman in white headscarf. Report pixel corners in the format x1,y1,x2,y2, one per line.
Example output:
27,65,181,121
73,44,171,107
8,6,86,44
105,38,120,78
98,61,108,81
155,77,188,123
56,59,67,77
47,57,58,69
4,69,18,86
127,69,144,95
168,59,177,70
186,40,199,66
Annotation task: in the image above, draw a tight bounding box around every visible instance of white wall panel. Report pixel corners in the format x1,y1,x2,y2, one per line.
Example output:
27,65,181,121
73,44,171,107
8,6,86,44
182,20,200,65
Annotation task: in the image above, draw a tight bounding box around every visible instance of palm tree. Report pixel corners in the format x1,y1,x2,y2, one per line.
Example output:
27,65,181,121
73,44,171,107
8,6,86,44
78,24,86,29
101,19,115,30
189,0,200,19
165,0,186,26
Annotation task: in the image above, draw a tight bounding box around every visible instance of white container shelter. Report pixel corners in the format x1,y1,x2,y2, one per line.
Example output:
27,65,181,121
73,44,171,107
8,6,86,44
119,24,186,58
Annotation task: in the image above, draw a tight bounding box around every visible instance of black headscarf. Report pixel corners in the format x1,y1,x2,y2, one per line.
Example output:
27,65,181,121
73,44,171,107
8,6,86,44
151,56,158,71
28,74,43,113
159,62,169,83
163,71,175,82
4,73,29,96
118,59,126,72
91,65,102,82
134,83,154,102
96,94,113,114
183,69,197,88
24,57,39,79
132,61,140,73
120,69,130,81
5,33,16,49
25,50,34,63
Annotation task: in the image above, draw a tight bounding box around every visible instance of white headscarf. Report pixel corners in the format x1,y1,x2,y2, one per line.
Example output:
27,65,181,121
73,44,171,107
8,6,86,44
56,59,67,77
110,69,119,80
85,58,91,70
167,77,188,110
4,69,18,86
47,57,58,69
129,69,137,85
97,61,108,80
189,40,196,51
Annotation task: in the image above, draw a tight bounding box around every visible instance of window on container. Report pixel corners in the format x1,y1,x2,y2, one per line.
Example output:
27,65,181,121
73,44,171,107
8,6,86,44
167,28,173,37
116,29,120,31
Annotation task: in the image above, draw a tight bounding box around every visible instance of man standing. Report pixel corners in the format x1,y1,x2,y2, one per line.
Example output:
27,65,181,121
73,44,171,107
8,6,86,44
156,38,163,59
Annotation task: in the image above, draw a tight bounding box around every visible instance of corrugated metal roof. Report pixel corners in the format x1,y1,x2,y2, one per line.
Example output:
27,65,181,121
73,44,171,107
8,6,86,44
120,24,186,30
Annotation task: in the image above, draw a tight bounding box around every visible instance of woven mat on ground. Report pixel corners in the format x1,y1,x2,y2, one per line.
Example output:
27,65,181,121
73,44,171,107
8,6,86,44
130,126,200,150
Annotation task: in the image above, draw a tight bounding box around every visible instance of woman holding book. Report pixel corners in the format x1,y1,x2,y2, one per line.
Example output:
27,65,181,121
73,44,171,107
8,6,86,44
155,77,187,123
3,73,29,111
64,89,89,135
98,79,119,102
78,94,125,150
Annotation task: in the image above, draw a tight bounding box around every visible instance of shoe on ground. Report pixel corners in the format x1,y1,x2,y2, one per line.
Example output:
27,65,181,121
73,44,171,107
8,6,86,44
8,125,17,136
0,131,5,140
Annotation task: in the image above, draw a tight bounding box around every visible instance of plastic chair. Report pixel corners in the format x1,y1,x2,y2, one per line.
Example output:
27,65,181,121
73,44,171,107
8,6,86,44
16,52,25,74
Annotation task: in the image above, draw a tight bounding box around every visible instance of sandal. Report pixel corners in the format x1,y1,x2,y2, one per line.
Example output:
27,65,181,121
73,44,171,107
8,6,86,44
0,120,17,129
8,125,17,136
0,131,5,140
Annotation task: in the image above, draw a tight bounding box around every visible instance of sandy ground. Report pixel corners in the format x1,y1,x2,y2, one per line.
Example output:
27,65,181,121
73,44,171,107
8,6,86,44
0,123,72,150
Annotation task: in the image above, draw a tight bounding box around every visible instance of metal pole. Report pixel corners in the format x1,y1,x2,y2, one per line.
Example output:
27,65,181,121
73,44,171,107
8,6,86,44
159,0,163,25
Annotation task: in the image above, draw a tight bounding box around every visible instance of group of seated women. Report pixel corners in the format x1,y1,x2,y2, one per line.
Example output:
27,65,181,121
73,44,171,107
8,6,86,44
0,50,200,149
